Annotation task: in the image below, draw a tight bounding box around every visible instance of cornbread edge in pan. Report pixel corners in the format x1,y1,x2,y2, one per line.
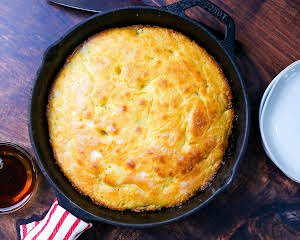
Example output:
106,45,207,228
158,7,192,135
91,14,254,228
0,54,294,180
47,26,234,211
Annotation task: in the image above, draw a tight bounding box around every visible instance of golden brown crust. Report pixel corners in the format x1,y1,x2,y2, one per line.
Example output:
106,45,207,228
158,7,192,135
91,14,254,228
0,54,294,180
47,26,234,211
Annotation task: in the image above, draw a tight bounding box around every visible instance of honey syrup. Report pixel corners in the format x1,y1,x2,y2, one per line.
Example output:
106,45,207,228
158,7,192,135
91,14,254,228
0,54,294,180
0,143,37,213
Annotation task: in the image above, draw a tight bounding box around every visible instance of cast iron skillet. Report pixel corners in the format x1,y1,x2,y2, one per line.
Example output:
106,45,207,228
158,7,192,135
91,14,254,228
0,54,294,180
29,0,250,227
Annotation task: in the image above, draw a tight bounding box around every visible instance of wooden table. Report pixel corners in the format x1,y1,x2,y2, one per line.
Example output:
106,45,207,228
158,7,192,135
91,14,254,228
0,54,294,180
0,0,299,239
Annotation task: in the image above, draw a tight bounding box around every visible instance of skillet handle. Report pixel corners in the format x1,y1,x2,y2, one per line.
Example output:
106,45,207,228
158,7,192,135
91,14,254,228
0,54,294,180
165,0,235,57
55,190,99,221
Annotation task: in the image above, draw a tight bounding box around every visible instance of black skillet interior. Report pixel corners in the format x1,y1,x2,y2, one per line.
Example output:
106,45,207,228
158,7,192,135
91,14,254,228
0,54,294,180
29,0,249,227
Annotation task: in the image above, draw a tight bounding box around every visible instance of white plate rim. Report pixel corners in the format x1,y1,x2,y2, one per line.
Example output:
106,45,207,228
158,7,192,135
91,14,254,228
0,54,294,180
259,78,278,119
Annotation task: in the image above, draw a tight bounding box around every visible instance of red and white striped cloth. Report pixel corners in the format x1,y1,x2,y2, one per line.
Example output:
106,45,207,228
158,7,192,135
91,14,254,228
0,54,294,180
19,198,92,240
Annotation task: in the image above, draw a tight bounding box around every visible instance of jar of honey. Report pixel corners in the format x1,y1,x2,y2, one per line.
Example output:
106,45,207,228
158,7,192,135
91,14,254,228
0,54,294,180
0,142,38,214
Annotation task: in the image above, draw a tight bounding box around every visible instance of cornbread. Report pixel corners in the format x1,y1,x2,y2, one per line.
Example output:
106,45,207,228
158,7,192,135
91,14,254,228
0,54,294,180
47,26,234,211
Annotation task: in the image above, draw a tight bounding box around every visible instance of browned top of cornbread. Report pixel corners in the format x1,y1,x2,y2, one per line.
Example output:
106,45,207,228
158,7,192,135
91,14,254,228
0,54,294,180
47,26,234,211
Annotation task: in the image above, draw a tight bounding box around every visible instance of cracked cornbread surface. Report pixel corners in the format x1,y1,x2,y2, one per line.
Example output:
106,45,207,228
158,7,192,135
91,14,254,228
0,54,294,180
47,26,234,211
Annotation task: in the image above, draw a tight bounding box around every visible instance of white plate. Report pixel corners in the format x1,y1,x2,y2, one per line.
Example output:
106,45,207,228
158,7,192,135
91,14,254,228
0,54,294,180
260,60,300,183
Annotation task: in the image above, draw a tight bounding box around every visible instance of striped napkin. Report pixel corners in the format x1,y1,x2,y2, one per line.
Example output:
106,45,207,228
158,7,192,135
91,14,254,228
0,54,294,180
19,198,92,240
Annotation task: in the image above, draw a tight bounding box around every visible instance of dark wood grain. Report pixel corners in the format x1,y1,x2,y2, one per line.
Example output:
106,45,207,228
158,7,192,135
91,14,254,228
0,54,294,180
0,0,299,239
